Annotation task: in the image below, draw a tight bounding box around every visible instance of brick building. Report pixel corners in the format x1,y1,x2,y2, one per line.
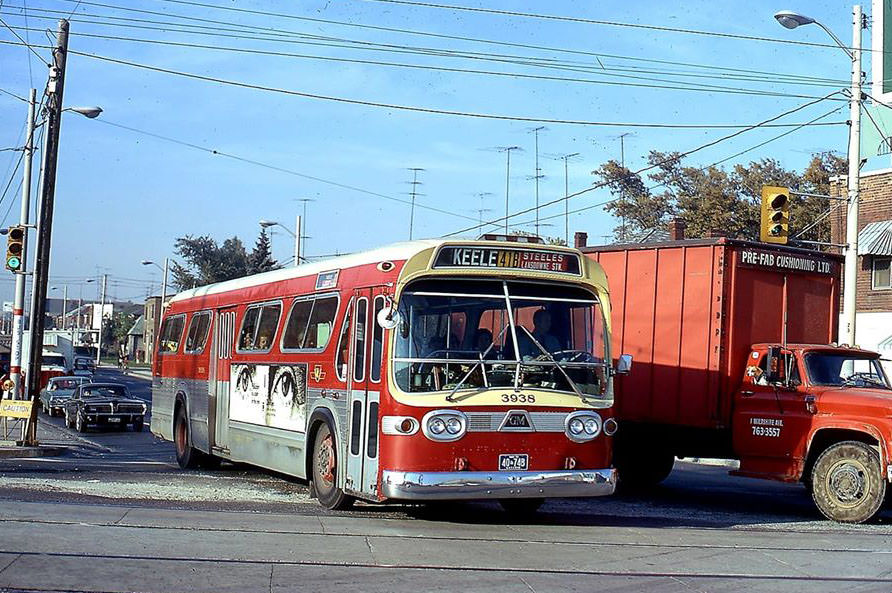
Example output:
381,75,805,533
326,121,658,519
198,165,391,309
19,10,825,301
830,169,892,361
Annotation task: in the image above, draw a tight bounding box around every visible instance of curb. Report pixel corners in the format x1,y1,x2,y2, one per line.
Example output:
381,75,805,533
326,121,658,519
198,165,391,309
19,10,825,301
0,445,68,459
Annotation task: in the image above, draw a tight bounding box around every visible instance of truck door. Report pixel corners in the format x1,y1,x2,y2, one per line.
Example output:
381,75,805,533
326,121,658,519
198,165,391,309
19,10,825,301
209,307,236,453
732,349,813,475
344,287,387,497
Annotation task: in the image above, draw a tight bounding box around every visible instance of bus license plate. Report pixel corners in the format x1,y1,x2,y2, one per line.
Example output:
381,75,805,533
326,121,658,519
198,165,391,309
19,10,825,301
498,454,528,471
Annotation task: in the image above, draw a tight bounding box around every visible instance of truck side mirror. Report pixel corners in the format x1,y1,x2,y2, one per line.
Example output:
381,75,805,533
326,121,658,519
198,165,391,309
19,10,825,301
616,354,633,375
765,346,785,384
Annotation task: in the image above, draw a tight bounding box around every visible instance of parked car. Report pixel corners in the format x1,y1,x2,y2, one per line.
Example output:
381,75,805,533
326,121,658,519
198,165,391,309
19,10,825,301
39,376,90,416
71,357,95,379
63,383,147,432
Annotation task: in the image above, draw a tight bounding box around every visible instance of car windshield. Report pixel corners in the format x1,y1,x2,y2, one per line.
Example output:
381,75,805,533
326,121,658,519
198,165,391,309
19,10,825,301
804,353,890,389
52,379,81,390
74,360,91,369
81,386,128,398
393,279,609,401
42,355,66,367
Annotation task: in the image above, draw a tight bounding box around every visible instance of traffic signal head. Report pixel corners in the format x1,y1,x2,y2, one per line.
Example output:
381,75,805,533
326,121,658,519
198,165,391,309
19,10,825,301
760,186,790,244
5,225,24,272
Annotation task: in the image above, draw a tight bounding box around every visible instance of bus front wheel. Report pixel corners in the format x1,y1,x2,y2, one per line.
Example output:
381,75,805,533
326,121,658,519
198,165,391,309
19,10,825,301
311,423,354,511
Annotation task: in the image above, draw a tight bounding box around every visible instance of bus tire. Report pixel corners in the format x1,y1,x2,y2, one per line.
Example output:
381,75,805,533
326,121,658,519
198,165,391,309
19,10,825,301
174,405,200,469
499,498,544,515
811,441,886,523
614,444,674,491
311,422,354,511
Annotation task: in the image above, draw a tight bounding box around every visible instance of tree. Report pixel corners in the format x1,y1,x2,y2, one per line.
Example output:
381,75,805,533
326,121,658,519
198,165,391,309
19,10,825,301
248,229,279,275
593,151,847,243
101,312,136,355
170,235,249,290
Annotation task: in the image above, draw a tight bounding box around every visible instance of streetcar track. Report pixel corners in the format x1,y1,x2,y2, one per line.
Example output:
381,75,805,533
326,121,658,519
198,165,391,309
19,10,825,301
0,516,888,555
3,549,892,584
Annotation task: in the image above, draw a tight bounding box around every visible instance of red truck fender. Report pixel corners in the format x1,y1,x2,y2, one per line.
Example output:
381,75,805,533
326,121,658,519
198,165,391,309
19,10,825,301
804,423,891,481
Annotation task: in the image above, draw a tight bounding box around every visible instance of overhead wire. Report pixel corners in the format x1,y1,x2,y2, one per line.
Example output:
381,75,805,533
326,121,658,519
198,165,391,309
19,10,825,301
91,118,481,223
515,106,845,230
0,3,851,89
363,0,863,53
443,91,844,236
0,43,831,129
0,25,850,103
146,0,850,84
0,14,45,61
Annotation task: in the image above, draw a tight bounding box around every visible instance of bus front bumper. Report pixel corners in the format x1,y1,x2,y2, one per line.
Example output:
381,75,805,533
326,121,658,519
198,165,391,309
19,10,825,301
381,468,616,500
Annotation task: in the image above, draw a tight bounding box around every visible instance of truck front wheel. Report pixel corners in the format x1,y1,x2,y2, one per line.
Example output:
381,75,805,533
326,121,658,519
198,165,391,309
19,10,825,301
811,441,886,524
615,446,675,491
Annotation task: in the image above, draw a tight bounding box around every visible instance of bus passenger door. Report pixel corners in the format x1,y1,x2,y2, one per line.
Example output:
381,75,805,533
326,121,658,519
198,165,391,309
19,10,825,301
210,307,236,453
344,288,386,497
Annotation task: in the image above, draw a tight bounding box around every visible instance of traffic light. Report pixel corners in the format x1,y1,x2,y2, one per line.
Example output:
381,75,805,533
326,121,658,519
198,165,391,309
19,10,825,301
5,225,24,272
760,186,790,244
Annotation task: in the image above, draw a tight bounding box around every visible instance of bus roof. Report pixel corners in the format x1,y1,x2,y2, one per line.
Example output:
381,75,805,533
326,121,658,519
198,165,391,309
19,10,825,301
169,239,446,303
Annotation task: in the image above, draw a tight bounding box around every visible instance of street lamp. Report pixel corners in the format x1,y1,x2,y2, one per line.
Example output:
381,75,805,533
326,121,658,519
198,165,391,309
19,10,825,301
775,6,863,345
259,219,301,266
61,106,103,119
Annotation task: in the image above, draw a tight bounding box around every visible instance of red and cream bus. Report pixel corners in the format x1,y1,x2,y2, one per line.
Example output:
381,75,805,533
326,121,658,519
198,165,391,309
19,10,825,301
151,237,627,511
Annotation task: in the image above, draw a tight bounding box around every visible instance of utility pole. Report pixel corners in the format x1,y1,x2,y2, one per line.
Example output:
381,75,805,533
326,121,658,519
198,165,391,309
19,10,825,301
557,153,581,245
498,146,521,234
529,127,546,236
61,285,67,329
615,132,634,242
10,89,36,400
25,19,69,445
474,192,494,235
296,198,314,260
294,215,301,266
842,5,863,346
95,273,107,367
407,168,424,240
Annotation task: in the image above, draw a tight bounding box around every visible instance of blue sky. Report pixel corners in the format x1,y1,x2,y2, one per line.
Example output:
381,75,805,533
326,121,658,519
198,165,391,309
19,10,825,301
0,0,884,305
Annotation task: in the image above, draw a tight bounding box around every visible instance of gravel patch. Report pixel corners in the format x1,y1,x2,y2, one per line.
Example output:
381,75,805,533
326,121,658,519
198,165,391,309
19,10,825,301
0,475,314,504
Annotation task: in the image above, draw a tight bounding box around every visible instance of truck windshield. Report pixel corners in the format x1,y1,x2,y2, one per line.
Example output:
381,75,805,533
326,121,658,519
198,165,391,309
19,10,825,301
393,279,609,400
804,353,890,389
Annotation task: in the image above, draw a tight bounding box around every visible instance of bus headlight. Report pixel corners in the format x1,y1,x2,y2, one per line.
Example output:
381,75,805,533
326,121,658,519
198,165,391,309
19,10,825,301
565,411,602,442
422,410,467,442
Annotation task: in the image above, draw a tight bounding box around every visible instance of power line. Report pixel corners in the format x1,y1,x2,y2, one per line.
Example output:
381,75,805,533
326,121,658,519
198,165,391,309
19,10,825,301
0,25,849,103
0,11,851,94
1,2,850,89
515,106,844,230
91,118,480,223
443,91,843,236
363,0,862,53
0,15,45,62
144,0,850,84
0,43,829,129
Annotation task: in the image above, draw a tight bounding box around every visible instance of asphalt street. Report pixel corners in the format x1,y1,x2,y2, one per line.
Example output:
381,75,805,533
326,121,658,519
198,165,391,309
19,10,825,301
0,368,891,592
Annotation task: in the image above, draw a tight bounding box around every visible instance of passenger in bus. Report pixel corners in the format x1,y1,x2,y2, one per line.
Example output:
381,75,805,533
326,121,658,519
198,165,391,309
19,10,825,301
474,328,497,359
518,309,560,358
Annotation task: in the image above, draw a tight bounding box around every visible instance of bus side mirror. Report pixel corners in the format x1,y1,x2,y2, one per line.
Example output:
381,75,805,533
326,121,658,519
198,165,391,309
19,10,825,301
377,306,401,330
616,354,633,375
765,346,785,384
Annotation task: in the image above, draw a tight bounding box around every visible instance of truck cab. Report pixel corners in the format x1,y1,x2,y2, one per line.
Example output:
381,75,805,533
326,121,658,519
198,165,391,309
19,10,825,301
733,343,892,522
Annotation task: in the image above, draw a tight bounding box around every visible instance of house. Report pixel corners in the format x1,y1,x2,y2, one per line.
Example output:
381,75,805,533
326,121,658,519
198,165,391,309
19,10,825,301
830,169,892,365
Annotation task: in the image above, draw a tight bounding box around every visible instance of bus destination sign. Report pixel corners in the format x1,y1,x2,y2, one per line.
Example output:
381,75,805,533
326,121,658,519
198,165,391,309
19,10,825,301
434,246,581,274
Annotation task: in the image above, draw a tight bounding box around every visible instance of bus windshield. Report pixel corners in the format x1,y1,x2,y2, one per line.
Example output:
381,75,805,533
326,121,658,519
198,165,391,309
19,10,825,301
393,280,609,401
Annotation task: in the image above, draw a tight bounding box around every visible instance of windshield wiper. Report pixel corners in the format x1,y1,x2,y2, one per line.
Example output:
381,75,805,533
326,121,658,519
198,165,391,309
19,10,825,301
445,324,508,402
516,326,595,404
842,373,891,389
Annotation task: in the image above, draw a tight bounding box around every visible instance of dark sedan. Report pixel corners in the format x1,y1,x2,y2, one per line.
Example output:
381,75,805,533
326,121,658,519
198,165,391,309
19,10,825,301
63,383,147,432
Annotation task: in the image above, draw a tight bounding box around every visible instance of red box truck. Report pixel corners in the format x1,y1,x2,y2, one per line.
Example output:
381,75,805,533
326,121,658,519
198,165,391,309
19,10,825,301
584,238,892,523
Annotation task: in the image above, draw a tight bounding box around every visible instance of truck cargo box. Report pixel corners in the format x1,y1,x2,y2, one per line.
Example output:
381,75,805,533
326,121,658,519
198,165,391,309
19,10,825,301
584,239,842,430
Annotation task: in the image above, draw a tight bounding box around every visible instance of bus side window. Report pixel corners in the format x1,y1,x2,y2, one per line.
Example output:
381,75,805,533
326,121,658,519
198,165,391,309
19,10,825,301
239,307,260,350
335,299,353,382
237,303,282,352
184,312,211,353
158,314,186,354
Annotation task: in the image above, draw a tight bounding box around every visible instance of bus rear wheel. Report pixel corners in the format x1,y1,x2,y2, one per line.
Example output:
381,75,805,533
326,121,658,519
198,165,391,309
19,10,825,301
174,406,200,469
311,423,354,511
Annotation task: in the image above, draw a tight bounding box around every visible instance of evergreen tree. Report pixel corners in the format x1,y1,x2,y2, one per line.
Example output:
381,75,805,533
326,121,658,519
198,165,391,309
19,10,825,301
248,229,279,275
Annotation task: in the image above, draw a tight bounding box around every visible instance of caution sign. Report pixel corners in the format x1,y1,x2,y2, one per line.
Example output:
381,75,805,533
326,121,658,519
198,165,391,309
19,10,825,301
0,399,32,419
